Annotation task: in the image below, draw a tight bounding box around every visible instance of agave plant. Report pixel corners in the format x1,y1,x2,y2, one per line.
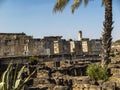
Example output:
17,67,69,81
0,63,36,90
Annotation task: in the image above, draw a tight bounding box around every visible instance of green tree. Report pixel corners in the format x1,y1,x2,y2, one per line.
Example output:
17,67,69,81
53,0,113,67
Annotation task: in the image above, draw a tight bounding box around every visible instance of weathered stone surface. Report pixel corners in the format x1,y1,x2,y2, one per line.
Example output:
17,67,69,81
102,81,116,90
89,85,100,90
53,85,68,90
111,68,120,75
37,70,49,78
73,84,100,90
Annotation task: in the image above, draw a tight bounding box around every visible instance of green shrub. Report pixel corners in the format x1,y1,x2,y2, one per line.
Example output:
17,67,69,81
86,64,109,81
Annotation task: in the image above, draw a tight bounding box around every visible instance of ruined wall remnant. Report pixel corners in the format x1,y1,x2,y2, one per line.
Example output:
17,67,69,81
0,33,32,57
82,38,89,53
89,39,102,55
0,32,102,59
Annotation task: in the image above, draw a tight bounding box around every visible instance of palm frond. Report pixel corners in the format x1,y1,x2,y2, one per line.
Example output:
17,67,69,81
53,0,70,12
102,0,105,6
84,0,88,6
71,0,82,13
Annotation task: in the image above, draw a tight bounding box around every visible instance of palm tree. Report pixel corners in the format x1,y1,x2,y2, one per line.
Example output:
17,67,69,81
101,0,112,67
53,0,113,67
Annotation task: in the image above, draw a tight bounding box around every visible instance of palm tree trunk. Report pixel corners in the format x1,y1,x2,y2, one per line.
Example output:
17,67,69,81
101,0,113,67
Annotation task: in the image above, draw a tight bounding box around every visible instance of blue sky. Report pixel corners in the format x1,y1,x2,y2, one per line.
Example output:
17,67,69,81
0,0,120,41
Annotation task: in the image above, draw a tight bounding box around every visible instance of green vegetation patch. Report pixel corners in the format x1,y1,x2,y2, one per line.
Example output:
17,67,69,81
86,64,109,81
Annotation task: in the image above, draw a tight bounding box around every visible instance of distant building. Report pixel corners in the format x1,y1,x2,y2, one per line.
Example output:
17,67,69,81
0,31,102,58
